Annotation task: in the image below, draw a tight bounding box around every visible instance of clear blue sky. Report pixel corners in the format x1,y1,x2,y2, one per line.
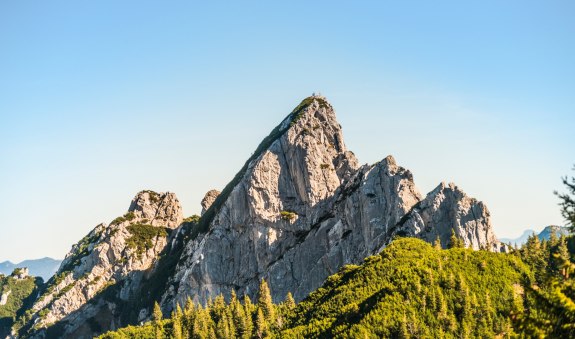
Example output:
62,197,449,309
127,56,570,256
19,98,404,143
1,1,573,262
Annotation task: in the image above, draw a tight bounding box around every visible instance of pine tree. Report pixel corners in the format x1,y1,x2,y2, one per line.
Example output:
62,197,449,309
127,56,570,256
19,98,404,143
555,165,575,231
153,301,164,339
243,295,255,338
192,305,211,339
433,236,442,250
183,297,195,338
448,229,463,249
519,256,575,337
557,236,571,278
257,279,276,325
172,304,183,339
255,307,269,339
521,234,547,283
284,292,296,310
231,296,249,339
215,311,230,339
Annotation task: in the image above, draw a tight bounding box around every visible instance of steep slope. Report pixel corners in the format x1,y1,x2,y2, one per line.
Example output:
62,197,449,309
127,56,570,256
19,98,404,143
0,258,61,282
163,96,361,307
160,95,503,314
18,191,183,338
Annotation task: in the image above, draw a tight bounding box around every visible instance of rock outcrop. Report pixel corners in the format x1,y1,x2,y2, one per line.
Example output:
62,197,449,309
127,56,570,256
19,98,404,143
392,182,502,251
200,190,220,216
159,96,504,311
22,191,182,338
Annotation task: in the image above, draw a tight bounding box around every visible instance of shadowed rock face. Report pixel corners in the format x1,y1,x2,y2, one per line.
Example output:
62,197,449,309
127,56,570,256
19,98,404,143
160,96,503,310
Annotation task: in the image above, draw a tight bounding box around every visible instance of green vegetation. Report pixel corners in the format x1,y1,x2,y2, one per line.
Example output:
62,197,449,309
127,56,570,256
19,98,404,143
0,274,42,337
111,211,137,225
11,268,24,276
513,169,575,337
126,224,169,259
320,163,330,170
182,215,201,224
283,238,527,338
97,238,530,338
98,279,294,339
279,211,297,221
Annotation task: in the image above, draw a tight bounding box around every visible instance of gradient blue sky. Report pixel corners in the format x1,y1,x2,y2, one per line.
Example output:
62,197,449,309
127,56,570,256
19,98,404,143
1,1,573,262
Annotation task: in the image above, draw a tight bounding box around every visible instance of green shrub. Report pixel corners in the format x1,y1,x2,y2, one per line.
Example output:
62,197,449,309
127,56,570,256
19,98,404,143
126,224,168,259
280,211,297,221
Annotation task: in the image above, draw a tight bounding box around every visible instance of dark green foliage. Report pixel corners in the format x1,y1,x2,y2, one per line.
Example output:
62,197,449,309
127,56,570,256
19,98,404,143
555,165,575,232
0,275,42,337
320,163,330,170
257,280,275,325
126,224,168,259
282,238,528,338
516,234,575,337
448,228,464,249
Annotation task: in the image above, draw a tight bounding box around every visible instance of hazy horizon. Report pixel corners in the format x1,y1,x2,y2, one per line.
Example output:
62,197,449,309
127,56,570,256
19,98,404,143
1,1,573,262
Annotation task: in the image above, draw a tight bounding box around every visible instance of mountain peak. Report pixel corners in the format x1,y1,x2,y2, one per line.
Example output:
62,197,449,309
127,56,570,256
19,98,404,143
128,190,183,229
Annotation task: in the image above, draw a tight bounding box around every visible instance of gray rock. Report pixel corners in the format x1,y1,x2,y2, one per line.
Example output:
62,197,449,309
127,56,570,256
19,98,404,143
23,96,505,338
201,190,221,216
25,191,183,336
391,182,503,251
160,96,503,311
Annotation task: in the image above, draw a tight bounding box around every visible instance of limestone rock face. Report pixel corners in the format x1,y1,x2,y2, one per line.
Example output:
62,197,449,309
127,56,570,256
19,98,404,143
201,190,220,216
393,182,503,251
128,190,183,229
25,191,183,337
163,96,361,306
23,96,505,338
160,96,502,311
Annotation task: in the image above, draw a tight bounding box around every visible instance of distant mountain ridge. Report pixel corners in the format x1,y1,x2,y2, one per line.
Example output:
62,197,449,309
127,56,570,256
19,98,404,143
0,258,61,281
500,225,570,246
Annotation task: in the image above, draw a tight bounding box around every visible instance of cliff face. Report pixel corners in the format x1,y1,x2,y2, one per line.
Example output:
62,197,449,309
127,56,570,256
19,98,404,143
160,96,504,311
21,96,504,338
22,191,182,338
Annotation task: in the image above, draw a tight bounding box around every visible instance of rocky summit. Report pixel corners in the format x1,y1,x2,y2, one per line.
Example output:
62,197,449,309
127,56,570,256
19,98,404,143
14,96,504,338
160,96,504,311
18,191,182,338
